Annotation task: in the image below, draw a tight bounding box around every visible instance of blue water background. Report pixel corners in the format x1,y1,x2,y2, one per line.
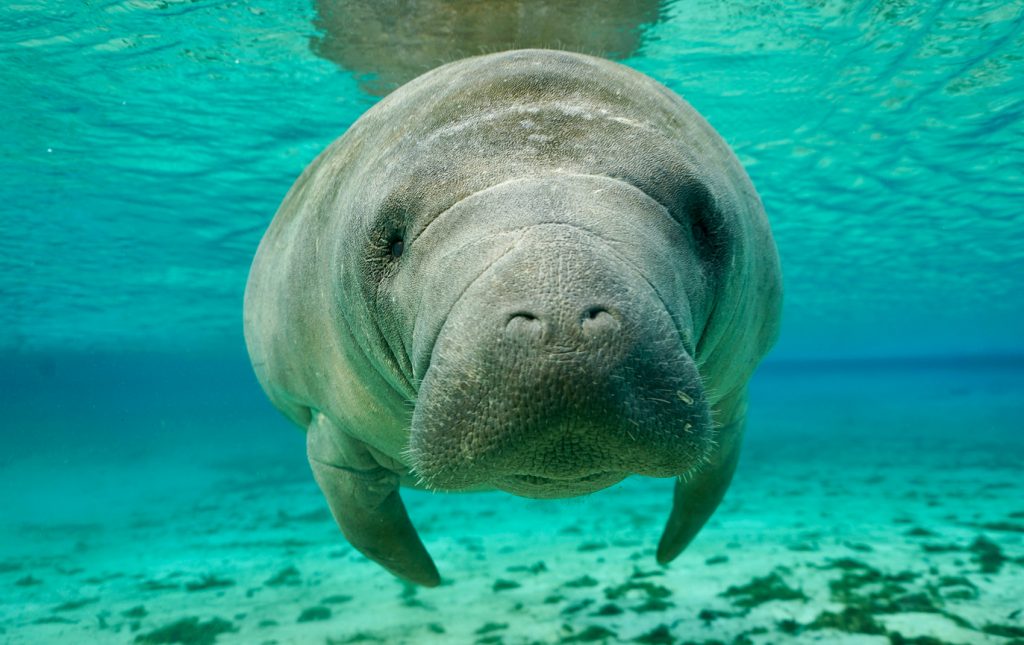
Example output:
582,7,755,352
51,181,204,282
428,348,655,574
1,1,1023,642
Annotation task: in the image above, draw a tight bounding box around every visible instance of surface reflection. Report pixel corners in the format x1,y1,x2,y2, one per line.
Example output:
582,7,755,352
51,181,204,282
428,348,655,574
311,0,666,94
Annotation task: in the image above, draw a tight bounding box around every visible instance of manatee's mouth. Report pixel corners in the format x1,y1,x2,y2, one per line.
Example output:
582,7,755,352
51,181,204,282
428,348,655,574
511,472,609,484
497,471,625,499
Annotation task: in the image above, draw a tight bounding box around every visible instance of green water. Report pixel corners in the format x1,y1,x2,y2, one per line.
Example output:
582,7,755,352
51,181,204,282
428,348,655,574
1,1,1022,643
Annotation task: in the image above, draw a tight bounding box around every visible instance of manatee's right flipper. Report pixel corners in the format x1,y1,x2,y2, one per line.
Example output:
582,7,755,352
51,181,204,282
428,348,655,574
306,412,440,587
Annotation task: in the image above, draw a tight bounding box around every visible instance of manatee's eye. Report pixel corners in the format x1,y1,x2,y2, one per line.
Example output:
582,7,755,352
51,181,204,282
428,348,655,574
389,235,405,258
691,219,710,248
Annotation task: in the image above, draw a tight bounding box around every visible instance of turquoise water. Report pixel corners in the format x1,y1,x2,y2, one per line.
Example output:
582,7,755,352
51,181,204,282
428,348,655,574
2,1,1023,644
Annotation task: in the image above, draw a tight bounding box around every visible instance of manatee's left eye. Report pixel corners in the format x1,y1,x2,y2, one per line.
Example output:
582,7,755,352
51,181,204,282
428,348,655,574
389,235,405,258
691,218,710,248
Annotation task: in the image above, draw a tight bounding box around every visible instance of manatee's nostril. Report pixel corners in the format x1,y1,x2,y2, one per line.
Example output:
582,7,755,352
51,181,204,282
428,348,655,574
505,312,545,342
584,306,607,320
580,306,620,336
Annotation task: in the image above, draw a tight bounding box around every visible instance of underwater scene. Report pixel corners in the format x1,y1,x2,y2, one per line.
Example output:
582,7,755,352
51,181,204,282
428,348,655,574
2,1,1023,644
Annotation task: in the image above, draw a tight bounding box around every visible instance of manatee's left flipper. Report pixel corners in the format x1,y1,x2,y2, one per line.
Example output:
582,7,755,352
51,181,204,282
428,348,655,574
306,412,440,587
657,398,747,565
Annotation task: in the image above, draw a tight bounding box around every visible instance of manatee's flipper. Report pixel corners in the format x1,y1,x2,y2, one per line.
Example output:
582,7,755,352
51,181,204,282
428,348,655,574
657,414,746,565
306,413,440,587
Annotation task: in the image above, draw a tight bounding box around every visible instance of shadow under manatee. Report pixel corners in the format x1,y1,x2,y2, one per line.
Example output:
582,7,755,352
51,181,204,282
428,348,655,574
311,0,666,95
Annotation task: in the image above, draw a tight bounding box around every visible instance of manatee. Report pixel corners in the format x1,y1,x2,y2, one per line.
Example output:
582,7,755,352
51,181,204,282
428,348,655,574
244,49,782,587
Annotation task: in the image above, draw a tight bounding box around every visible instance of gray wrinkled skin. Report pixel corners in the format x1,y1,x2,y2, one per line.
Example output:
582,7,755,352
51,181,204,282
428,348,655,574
244,50,782,586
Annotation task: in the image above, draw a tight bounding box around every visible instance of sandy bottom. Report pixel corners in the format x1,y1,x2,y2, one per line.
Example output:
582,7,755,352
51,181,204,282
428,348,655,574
2,361,1022,644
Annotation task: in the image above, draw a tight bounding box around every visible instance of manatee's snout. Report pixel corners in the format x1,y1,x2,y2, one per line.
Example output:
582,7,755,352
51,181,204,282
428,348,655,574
409,223,712,499
504,304,621,345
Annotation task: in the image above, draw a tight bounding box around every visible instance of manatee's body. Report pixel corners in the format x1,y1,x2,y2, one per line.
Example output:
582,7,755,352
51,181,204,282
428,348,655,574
244,49,782,586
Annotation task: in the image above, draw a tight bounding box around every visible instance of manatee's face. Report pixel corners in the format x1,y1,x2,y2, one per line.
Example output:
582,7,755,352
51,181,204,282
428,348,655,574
367,172,717,499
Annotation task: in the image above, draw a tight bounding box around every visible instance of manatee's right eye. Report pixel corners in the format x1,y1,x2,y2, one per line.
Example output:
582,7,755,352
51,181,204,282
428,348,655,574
374,194,409,264
389,235,405,258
